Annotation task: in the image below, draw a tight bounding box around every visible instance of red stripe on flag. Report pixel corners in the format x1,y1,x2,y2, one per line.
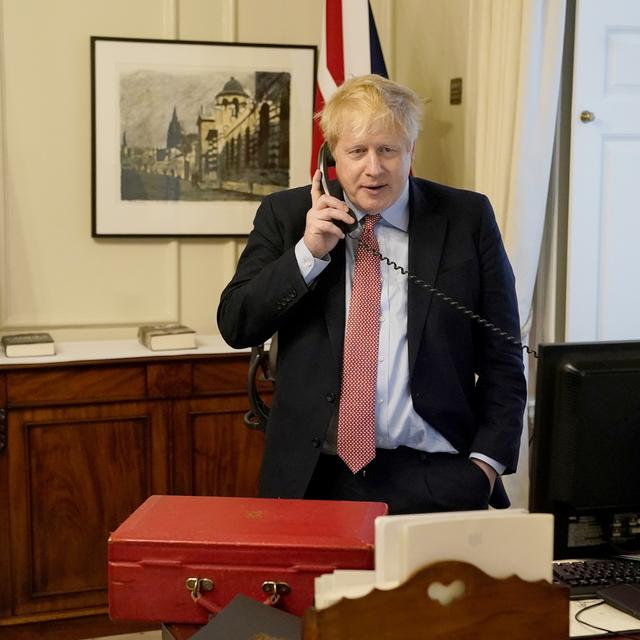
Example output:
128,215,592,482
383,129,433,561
325,0,345,86
311,84,325,178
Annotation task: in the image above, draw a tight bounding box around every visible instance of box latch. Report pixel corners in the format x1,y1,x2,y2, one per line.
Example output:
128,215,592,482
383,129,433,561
262,580,291,605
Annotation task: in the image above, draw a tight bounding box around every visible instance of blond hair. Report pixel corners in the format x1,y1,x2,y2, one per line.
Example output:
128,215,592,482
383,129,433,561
317,74,424,151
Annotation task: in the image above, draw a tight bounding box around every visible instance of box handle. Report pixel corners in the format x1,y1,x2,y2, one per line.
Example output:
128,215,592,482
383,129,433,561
186,576,222,614
186,577,291,612
186,576,214,597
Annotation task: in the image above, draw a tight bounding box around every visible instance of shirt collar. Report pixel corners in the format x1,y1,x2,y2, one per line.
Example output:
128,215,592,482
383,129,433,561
344,179,410,232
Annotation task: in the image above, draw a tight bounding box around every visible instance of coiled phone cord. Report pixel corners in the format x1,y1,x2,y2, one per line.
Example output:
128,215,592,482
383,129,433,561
356,236,539,359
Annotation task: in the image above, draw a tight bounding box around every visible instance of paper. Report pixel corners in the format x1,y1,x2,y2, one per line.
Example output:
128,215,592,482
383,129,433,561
398,511,554,584
374,508,537,584
570,598,640,637
314,570,377,609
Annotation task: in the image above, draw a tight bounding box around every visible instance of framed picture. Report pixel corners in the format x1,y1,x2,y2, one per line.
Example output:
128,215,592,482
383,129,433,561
91,37,316,237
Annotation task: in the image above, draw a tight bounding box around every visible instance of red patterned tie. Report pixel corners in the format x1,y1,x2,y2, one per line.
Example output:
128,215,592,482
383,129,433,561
337,213,382,473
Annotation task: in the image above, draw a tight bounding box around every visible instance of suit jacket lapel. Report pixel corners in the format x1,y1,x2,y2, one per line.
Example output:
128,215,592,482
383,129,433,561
407,179,447,377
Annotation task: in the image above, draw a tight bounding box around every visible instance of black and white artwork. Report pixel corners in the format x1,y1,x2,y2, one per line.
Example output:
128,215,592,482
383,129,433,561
120,70,290,203
92,38,316,236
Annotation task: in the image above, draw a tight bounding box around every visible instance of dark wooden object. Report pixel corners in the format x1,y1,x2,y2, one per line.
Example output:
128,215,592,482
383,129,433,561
0,351,267,638
302,561,569,640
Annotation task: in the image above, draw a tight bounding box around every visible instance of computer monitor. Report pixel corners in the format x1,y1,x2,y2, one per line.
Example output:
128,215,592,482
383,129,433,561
529,340,640,559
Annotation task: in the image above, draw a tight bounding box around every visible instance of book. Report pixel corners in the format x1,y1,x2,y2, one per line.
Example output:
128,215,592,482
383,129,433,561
1,332,55,357
570,597,640,637
190,594,301,639
137,323,196,351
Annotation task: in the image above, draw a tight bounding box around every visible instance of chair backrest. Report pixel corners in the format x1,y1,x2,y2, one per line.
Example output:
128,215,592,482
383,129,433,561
244,334,277,432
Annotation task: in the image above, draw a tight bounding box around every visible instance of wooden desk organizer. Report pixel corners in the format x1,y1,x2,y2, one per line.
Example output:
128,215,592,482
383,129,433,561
302,560,569,639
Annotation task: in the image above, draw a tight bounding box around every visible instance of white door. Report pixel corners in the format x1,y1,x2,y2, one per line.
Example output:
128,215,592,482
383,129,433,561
566,0,640,341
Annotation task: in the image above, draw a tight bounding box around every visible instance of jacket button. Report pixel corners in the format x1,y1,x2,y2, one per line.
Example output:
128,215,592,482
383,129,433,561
326,392,336,403
312,437,322,448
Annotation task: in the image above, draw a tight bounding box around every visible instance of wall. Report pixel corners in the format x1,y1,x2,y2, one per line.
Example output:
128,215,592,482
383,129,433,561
394,0,471,188
0,0,473,343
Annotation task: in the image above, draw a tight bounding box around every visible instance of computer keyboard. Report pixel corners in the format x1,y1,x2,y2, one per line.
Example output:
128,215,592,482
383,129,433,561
553,558,640,598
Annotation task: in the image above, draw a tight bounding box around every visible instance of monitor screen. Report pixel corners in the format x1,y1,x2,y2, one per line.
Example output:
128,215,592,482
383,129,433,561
529,340,640,559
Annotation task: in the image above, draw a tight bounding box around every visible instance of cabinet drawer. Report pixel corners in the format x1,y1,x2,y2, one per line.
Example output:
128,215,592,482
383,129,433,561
6,364,146,405
193,355,269,395
193,356,249,394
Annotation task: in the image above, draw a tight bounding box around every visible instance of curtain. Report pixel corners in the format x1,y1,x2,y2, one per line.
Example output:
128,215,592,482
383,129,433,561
467,0,567,508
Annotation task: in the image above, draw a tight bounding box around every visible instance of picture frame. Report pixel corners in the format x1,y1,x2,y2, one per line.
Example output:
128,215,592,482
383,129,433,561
91,37,316,237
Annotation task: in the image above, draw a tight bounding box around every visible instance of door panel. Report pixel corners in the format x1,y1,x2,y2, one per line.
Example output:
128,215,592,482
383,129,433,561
8,401,170,615
172,395,264,497
566,0,640,340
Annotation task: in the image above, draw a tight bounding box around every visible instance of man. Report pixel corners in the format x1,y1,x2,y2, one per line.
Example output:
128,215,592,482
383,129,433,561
217,75,526,513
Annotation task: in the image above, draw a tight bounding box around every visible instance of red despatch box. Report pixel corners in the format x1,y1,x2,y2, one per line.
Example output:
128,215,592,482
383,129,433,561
108,495,387,624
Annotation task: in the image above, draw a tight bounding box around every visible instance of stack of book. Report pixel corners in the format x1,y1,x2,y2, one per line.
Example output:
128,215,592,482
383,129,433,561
1,332,55,357
137,323,197,351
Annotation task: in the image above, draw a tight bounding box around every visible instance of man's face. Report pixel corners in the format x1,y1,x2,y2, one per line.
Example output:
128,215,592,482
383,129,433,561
333,123,415,215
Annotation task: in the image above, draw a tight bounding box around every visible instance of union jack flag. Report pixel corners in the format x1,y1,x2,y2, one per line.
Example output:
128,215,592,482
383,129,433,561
311,0,388,175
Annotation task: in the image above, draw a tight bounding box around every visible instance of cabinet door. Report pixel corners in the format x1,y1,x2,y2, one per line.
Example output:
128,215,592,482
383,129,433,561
7,401,170,616
172,395,264,497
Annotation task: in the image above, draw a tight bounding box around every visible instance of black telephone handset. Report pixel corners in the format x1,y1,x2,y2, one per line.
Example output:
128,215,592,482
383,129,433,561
317,142,359,234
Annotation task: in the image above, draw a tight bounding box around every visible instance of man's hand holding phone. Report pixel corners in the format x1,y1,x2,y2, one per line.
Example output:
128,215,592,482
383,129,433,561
303,170,357,259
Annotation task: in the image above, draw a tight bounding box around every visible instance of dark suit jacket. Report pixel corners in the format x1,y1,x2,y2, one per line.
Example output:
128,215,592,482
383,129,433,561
217,177,527,501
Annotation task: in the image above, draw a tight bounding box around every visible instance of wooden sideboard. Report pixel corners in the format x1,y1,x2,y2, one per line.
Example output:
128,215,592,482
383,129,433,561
0,344,268,635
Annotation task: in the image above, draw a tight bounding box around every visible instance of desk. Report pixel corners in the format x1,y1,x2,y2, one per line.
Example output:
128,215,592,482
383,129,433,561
161,622,640,640
162,623,201,639
159,558,640,639
158,561,639,639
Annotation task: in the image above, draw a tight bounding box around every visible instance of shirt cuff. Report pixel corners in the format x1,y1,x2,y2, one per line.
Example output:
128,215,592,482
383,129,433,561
469,452,506,476
295,238,330,284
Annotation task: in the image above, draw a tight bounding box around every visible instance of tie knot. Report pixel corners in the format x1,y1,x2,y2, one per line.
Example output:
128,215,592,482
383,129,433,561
363,214,381,231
